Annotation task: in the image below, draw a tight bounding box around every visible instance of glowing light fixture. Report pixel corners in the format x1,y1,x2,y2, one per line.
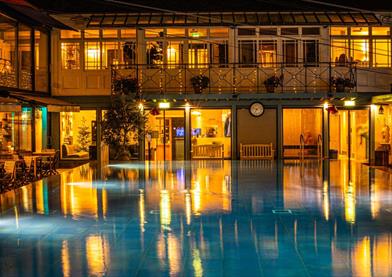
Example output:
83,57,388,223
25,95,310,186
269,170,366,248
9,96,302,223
344,100,356,107
323,102,329,109
138,102,144,111
158,102,170,109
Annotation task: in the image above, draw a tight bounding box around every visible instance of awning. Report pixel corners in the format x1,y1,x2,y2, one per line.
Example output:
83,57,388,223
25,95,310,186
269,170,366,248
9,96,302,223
10,93,80,112
0,96,22,112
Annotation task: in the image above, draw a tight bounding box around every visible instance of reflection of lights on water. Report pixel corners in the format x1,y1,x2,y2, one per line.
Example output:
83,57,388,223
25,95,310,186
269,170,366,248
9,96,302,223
185,191,192,225
86,235,110,276
61,240,70,277
323,180,330,221
192,181,201,215
157,233,181,275
345,181,356,224
139,189,145,232
160,190,171,227
192,248,203,277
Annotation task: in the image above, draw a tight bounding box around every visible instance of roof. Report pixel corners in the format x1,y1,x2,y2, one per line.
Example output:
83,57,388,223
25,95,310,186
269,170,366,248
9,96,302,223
25,0,392,13
10,93,80,112
85,12,381,28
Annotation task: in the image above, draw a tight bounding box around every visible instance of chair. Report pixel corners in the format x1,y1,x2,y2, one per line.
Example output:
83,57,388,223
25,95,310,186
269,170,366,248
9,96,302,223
23,156,36,182
42,150,60,176
0,160,16,192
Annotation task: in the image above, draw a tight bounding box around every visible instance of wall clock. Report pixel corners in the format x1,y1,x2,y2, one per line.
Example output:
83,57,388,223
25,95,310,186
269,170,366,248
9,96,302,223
249,102,264,117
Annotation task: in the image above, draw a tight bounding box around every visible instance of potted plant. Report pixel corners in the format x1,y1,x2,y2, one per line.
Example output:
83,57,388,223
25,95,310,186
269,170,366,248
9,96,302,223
330,77,355,93
191,75,210,94
263,75,283,93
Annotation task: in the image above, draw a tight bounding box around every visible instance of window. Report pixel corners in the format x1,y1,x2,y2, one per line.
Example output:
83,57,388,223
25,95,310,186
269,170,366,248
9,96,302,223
303,40,319,65
350,27,369,36
351,39,369,67
188,43,208,68
167,28,185,37
211,41,228,65
85,41,101,69
102,42,119,68
189,28,208,38
146,41,163,65
60,30,81,39
302,27,320,35
120,29,136,38
373,39,391,67
84,30,100,38
330,27,347,36
331,39,349,65
0,15,16,88
281,28,299,35
167,41,183,68
18,24,32,90
120,41,136,65
0,109,32,153
259,40,277,66
102,29,118,38
145,29,164,38
210,28,229,38
259,28,277,35
372,27,390,36
239,40,256,65
238,28,256,36
61,42,80,69
283,40,298,66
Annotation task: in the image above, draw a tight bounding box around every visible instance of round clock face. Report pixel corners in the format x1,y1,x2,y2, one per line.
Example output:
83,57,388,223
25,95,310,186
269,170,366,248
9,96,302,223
249,102,264,117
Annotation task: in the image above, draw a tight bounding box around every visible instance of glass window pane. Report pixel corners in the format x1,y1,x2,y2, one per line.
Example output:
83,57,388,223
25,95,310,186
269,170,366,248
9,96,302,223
281,28,299,35
351,39,369,67
330,27,347,36
102,29,118,38
283,40,298,66
210,28,229,38
373,39,391,67
167,28,185,37
350,27,369,36
120,41,136,65
188,43,208,68
18,24,32,90
84,30,100,38
331,39,349,64
120,29,136,38
0,16,17,88
61,42,80,69
238,28,256,36
102,42,119,68
60,30,81,39
85,41,101,69
372,27,390,36
238,40,256,65
211,41,228,64
259,28,277,35
188,28,208,38
259,40,277,67
191,109,231,159
167,41,183,68
303,40,319,65
145,29,164,38
302,27,320,35
35,30,49,92
146,41,163,65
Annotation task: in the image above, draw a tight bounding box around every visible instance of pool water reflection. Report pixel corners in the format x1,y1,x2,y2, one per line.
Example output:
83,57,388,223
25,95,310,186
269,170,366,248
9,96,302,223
0,160,392,276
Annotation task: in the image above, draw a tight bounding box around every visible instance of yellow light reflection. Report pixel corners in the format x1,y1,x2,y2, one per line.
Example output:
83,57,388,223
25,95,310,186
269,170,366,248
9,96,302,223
353,237,371,277
157,233,181,275
192,248,203,277
160,190,171,227
139,189,145,231
185,191,192,225
86,235,110,276
61,240,70,277
344,181,356,224
322,180,330,221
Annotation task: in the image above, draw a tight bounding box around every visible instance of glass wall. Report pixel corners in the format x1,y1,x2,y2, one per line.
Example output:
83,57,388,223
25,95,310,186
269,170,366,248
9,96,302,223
0,14,17,88
34,30,49,92
145,110,185,161
283,109,322,158
0,108,32,154
60,110,97,159
191,109,231,159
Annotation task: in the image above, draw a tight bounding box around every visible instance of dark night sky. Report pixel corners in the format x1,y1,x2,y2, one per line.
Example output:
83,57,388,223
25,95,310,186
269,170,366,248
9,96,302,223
23,0,392,13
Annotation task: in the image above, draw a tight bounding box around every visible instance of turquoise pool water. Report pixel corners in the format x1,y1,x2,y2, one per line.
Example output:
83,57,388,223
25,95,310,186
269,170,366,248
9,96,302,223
0,160,391,276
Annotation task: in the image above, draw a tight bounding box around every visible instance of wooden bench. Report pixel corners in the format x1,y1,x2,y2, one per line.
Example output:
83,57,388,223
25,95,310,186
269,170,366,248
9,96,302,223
240,143,275,160
192,144,224,159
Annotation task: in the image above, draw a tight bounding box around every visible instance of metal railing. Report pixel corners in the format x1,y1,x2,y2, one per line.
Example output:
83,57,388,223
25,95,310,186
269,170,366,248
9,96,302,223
111,62,357,95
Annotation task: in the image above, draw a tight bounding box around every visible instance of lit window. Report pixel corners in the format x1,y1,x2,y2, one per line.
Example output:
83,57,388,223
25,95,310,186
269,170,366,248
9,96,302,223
102,42,119,68
188,43,208,68
120,41,136,65
60,30,81,39
166,41,183,68
331,39,349,65
351,39,369,67
166,28,185,37
188,28,208,38
145,29,164,38
373,39,391,67
259,40,277,67
350,27,369,36
146,41,163,65
330,27,347,36
372,27,390,36
210,28,229,38
120,29,136,38
102,29,118,38
84,30,100,38
85,41,101,69
61,42,80,69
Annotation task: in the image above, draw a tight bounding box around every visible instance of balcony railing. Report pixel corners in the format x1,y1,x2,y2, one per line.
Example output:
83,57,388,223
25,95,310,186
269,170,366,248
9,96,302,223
111,62,357,95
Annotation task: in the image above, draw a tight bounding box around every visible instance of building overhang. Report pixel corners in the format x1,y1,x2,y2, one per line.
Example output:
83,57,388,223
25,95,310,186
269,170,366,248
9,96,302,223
372,94,392,104
0,96,22,112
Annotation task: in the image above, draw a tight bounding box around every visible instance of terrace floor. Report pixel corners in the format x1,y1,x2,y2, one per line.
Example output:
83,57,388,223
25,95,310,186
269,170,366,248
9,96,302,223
0,160,391,276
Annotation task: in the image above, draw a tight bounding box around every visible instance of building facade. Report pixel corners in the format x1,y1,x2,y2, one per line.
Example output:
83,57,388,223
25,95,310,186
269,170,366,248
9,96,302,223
2,1,392,164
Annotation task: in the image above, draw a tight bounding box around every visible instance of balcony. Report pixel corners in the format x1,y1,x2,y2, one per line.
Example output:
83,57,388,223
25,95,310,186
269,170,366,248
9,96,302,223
111,62,357,96
0,58,32,90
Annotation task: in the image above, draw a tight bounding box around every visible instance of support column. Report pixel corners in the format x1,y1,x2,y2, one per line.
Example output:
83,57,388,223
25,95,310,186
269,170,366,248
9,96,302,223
323,107,329,159
231,104,237,160
97,108,102,165
185,106,191,160
276,105,283,159
369,106,376,165
31,107,36,153
140,114,145,161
